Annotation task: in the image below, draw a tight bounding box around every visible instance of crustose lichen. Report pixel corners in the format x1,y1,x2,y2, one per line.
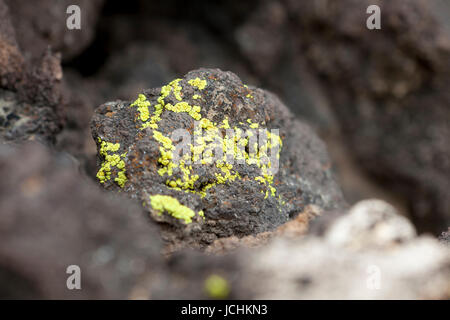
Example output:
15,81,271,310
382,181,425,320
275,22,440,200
96,138,127,188
150,194,202,224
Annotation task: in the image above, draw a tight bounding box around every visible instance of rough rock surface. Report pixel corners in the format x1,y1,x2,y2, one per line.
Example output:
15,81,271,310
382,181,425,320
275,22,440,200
0,142,162,299
223,0,450,234
0,88,61,144
0,0,64,144
205,204,318,255
91,68,344,251
0,0,24,89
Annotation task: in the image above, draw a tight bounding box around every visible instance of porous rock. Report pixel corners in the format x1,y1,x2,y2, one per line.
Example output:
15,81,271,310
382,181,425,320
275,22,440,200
91,68,344,251
231,0,450,234
0,0,64,144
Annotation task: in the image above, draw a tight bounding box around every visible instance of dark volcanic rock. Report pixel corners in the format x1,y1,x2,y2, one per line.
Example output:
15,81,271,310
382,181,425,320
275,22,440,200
230,0,450,234
0,88,61,143
0,0,64,144
0,0,24,89
0,142,162,299
91,68,344,252
283,0,450,234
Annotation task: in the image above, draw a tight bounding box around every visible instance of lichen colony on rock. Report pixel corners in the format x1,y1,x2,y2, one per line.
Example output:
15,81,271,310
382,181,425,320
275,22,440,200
91,68,344,250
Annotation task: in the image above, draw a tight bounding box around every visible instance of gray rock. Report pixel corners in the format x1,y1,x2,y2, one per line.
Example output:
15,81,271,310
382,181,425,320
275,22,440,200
149,199,450,299
324,199,416,249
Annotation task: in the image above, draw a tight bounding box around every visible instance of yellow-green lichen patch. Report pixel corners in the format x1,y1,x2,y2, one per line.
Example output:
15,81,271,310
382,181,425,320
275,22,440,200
219,117,230,129
130,76,282,201
152,130,178,177
141,101,163,130
251,129,282,198
247,118,259,128
140,79,184,130
139,79,204,130
160,78,183,102
96,139,128,188
130,94,151,122
188,77,207,90
150,194,196,224
204,274,230,299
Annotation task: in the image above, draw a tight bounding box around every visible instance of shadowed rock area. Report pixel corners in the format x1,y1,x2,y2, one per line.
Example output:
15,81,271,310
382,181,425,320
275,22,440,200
280,0,450,233
0,142,163,299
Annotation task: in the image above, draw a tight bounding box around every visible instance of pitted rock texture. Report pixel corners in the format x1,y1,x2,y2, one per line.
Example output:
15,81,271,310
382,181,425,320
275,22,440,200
0,0,64,144
0,88,61,143
91,68,344,250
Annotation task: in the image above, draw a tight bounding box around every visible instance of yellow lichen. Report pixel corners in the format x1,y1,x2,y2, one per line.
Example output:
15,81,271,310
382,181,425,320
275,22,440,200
130,94,151,122
96,140,128,188
188,77,207,90
150,194,196,224
129,76,282,201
